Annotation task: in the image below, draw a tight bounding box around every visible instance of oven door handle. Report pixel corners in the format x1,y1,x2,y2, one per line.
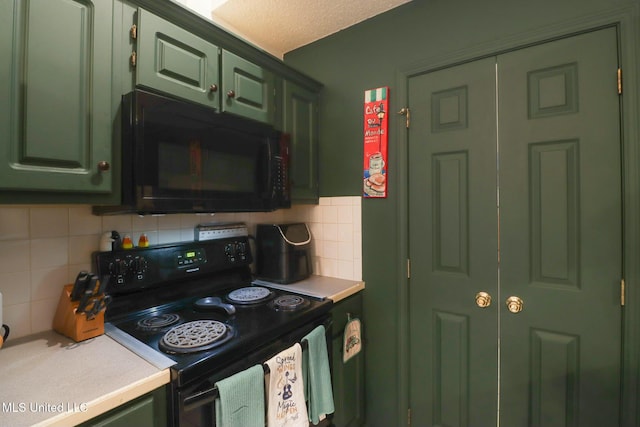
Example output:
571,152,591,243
183,387,219,412
183,315,332,412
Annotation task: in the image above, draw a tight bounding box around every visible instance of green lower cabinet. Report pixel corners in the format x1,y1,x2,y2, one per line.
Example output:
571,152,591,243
331,293,365,427
0,0,113,193
78,386,168,427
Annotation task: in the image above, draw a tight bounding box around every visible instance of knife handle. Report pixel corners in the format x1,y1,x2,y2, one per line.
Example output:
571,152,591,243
76,289,94,315
95,275,110,297
87,275,99,295
70,271,89,301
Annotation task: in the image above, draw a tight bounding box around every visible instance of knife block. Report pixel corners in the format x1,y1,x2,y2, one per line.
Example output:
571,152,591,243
53,284,104,342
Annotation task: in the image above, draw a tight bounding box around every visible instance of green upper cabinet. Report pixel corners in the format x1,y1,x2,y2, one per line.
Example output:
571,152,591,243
0,0,113,193
136,8,220,109
135,9,276,124
283,80,319,203
221,50,275,124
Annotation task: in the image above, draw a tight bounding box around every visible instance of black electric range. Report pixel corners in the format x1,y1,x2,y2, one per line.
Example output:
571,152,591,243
94,234,333,426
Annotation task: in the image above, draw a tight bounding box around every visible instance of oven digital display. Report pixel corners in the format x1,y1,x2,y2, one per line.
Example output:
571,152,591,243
176,249,206,267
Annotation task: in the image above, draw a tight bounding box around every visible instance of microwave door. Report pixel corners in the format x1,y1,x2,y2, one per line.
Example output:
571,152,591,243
140,123,268,212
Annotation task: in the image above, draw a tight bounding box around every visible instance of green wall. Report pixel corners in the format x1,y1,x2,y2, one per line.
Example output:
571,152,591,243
285,0,640,425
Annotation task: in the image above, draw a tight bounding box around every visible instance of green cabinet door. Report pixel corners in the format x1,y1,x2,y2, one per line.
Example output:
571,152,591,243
136,8,220,109
0,0,113,192
78,386,167,427
283,80,319,203
332,293,365,427
222,49,275,123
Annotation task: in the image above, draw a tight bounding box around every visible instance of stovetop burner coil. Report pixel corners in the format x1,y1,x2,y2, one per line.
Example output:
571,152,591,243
137,313,181,331
271,294,310,311
226,286,273,304
159,320,234,354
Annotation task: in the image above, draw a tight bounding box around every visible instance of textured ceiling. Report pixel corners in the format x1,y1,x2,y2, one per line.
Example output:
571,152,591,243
178,0,412,58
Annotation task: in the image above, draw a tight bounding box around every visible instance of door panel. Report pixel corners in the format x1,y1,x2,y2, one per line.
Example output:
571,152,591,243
283,80,319,202
408,27,622,427
222,50,275,123
408,57,499,427
137,8,220,109
0,0,113,192
498,27,622,426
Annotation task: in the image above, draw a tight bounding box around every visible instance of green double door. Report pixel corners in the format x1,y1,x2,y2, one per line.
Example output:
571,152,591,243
408,27,622,426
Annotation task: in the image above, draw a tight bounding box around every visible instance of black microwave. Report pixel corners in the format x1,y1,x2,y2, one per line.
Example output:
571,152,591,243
94,89,290,215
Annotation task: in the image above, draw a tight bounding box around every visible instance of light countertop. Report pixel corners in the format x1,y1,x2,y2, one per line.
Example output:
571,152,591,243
253,275,365,302
0,330,170,427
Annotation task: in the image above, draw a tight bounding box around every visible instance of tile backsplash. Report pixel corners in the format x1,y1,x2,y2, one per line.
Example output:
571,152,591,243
0,197,361,339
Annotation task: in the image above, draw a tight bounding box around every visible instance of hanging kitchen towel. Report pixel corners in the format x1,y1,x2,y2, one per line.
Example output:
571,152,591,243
214,364,265,427
265,343,309,427
342,316,362,363
302,325,335,424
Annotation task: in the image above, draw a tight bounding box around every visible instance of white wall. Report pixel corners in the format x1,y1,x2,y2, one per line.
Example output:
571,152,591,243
0,197,361,340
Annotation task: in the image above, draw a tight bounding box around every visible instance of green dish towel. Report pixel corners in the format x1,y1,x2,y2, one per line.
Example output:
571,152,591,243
214,364,265,427
302,325,335,424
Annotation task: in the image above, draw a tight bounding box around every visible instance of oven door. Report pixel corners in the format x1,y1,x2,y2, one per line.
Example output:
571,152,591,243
175,315,332,427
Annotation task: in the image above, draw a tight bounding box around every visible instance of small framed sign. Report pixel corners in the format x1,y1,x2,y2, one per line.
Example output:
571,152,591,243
363,87,389,198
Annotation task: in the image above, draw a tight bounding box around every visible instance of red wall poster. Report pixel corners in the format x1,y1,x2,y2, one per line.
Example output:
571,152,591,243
363,87,388,198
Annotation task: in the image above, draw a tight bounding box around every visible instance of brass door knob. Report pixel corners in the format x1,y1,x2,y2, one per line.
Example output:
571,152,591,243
227,90,236,98
475,292,492,308
209,84,218,92
97,161,110,172
506,296,524,313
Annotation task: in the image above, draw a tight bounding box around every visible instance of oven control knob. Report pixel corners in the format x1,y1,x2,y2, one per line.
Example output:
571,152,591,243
224,243,236,262
107,262,120,285
109,259,130,286
132,256,147,281
235,242,247,260
116,259,129,276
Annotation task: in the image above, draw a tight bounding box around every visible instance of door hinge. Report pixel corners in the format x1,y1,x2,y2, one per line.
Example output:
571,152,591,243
617,68,622,95
407,407,411,426
407,259,411,279
621,278,626,306
398,107,410,128
130,24,137,40
130,51,137,67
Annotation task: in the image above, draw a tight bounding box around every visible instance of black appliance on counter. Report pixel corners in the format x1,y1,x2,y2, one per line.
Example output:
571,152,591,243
93,88,290,215
256,223,313,284
94,228,332,427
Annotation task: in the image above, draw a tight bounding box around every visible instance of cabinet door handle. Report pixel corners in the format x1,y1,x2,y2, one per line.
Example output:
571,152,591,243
227,90,236,98
209,84,218,92
98,161,110,172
